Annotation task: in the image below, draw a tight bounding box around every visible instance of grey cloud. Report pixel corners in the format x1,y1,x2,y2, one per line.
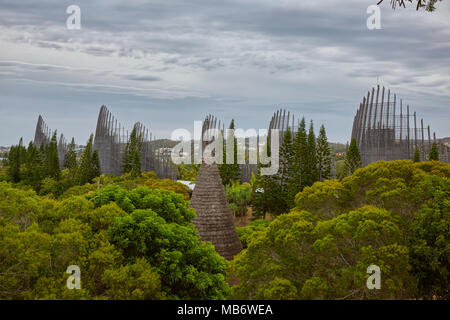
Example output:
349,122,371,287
126,75,161,82
0,0,449,145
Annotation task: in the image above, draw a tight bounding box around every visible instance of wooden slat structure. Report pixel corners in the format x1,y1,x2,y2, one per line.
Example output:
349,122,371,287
33,115,68,169
93,105,177,179
351,86,449,165
189,115,243,260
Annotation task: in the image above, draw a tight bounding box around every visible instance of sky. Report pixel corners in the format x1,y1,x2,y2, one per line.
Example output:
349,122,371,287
0,0,449,146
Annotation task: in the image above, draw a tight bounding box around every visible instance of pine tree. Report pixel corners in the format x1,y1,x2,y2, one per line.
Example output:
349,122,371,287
123,126,143,177
413,148,421,162
303,120,318,187
344,138,362,175
130,148,141,178
7,138,26,183
263,127,295,212
92,150,101,178
219,119,241,185
316,124,332,181
64,137,77,169
429,142,439,161
23,141,44,190
289,117,307,193
278,127,294,186
44,132,60,180
77,134,99,184
252,135,284,218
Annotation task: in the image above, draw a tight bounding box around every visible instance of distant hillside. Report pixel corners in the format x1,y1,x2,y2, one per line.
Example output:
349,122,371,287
156,140,348,154
329,142,347,154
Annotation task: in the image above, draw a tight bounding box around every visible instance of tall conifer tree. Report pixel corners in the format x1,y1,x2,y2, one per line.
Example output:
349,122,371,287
64,137,77,169
123,126,143,178
429,142,439,161
77,134,99,184
44,132,60,180
344,138,362,175
413,148,421,162
316,124,332,181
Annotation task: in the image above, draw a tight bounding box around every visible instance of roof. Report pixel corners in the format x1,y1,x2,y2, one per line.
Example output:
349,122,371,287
189,163,242,260
177,180,196,191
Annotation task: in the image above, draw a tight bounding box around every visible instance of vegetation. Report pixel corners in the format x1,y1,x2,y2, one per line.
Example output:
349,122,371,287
1,128,448,300
429,142,440,161
252,119,334,218
0,177,228,299
123,126,143,178
4,134,100,197
230,160,449,300
414,148,421,162
177,164,199,182
225,181,252,218
316,125,332,181
344,138,362,176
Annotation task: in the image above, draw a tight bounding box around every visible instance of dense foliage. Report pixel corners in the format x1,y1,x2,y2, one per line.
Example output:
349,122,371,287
4,134,100,197
230,160,449,300
0,178,229,300
252,119,335,218
225,181,252,217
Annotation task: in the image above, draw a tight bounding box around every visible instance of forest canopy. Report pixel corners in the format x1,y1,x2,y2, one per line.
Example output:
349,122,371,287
231,160,449,300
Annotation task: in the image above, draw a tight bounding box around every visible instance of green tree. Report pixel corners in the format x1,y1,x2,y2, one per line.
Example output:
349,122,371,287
77,134,99,185
414,147,421,162
63,137,77,169
303,120,318,187
429,142,439,161
277,128,295,209
7,139,26,183
92,150,101,178
225,181,252,218
44,132,61,180
0,177,231,300
22,142,44,190
251,137,284,219
344,138,362,176
316,124,332,181
177,164,199,181
409,187,449,299
288,117,307,197
230,206,416,299
236,219,270,248
123,126,143,178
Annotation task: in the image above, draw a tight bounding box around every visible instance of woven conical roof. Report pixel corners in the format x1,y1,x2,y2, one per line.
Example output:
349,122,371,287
190,163,243,260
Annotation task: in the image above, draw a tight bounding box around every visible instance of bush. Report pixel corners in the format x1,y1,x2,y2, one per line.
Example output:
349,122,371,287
230,160,450,300
0,178,228,299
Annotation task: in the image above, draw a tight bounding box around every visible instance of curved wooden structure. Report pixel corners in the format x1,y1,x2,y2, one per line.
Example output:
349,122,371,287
351,85,449,165
33,115,68,169
93,105,177,179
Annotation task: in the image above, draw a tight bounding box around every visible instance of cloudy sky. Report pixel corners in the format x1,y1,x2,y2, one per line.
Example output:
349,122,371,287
0,0,449,146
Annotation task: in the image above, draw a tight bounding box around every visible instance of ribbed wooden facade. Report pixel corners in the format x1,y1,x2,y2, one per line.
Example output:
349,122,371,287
93,105,177,179
33,115,68,169
351,85,449,166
